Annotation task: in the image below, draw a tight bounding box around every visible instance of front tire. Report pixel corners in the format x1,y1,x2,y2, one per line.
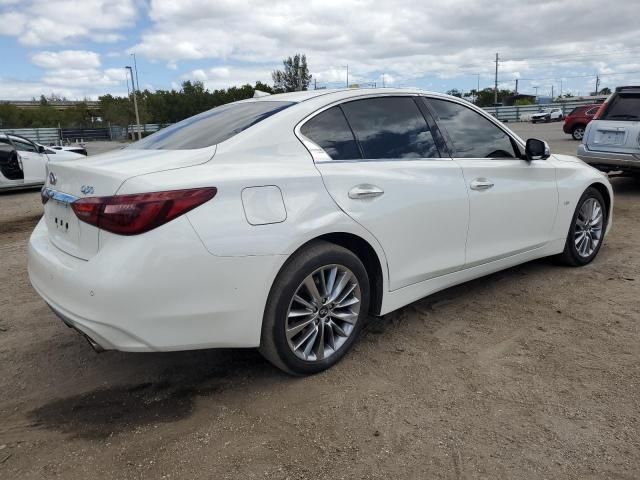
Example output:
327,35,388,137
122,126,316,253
558,187,606,266
259,241,370,375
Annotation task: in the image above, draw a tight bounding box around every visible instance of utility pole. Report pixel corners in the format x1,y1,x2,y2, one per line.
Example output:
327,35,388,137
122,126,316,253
595,75,600,95
297,64,303,91
560,79,563,98
314,78,317,90
475,73,480,104
346,64,349,88
551,84,554,99
494,53,499,105
534,86,539,97
515,79,519,95
131,53,140,91
126,66,142,141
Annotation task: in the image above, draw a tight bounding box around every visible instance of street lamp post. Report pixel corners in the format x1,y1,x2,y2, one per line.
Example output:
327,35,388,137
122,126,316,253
126,66,142,141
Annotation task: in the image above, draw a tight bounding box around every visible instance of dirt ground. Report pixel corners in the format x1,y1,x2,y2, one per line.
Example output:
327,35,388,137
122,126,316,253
1,125,639,479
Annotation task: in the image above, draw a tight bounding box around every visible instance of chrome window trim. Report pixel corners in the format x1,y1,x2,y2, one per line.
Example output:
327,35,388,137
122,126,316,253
294,91,526,163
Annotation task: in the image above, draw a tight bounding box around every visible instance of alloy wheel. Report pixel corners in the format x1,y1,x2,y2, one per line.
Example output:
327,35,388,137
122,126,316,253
573,127,585,140
285,264,361,362
574,198,603,258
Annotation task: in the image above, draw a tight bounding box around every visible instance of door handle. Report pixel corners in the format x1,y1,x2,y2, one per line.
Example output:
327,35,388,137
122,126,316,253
348,184,384,199
469,178,494,191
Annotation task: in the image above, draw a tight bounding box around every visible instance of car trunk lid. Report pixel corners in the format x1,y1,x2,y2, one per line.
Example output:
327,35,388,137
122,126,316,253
44,146,215,260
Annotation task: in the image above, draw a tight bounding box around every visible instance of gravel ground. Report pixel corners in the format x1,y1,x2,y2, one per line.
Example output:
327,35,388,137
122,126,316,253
1,123,639,479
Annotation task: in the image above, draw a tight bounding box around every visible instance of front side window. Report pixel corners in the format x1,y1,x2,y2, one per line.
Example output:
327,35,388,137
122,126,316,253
341,97,439,159
131,101,294,150
428,99,517,158
300,106,361,160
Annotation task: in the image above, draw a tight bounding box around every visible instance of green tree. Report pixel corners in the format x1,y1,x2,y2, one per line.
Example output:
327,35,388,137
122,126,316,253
272,54,312,92
598,87,612,95
446,88,463,98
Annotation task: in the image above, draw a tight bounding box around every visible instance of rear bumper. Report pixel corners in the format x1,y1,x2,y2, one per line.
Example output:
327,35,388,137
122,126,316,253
577,144,640,172
28,217,286,352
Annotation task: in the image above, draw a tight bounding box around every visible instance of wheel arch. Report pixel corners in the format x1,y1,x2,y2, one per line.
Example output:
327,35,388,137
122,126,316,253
274,232,386,316
588,181,612,222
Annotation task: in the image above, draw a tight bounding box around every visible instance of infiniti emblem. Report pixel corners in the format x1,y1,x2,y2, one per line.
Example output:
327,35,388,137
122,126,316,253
80,185,95,195
48,172,57,185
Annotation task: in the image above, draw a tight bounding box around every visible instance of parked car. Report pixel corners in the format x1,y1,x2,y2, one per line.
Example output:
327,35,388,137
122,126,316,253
563,104,600,140
36,143,86,161
578,86,640,177
29,89,613,375
47,144,88,156
0,134,85,191
531,108,564,123
1,134,67,191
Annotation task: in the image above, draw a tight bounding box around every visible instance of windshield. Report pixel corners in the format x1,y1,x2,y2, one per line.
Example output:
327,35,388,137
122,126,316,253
130,101,294,150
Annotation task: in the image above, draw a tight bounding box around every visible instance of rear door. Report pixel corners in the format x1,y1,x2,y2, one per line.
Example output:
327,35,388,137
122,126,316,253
425,97,558,266
300,95,469,290
9,135,47,184
585,90,640,154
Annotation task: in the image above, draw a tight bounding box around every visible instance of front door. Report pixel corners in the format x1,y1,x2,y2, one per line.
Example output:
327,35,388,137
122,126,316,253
426,98,558,265
10,135,47,185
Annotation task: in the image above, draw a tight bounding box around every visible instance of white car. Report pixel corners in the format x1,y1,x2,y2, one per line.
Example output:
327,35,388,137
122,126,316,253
46,144,88,156
0,134,84,191
28,89,613,375
37,143,86,161
531,108,564,123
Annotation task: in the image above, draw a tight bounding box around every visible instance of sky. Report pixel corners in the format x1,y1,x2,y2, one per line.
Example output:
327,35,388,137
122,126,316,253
1,0,639,100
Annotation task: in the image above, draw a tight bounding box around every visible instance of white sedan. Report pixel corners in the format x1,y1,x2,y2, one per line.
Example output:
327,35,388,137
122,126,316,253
0,134,84,191
28,89,613,375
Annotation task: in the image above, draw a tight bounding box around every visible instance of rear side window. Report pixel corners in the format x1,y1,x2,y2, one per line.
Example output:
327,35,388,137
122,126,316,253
586,106,599,115
602,93,640,121
131,101,294,150
300,106,361,160
428,99,517,158
341,97,439,159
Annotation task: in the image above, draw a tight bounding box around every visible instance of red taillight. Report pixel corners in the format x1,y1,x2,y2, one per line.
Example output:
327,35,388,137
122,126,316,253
71,187,217,235
592,103,607,120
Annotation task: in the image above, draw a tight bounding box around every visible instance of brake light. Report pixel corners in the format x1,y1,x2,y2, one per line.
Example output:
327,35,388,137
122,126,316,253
592,103,606,120
71,187,217,235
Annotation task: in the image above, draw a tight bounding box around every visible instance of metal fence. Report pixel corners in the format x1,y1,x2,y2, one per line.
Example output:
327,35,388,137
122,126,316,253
483,99,603,123
0,127,60,144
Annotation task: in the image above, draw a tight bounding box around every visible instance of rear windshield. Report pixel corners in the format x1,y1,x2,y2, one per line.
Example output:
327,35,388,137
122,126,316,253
602,93,640,121
130,101,294,150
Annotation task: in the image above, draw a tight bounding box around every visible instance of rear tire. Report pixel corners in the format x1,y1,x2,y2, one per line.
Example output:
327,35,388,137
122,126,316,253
571,125,586,141
259,241,370,375
558,187,606,266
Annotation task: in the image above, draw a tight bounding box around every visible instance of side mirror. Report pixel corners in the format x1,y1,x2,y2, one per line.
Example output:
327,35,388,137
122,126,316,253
525,138,550,161
38,145,46,154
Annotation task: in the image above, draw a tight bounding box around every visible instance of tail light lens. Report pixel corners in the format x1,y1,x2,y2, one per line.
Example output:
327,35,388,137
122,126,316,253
592,103,607,120
71,187,217,235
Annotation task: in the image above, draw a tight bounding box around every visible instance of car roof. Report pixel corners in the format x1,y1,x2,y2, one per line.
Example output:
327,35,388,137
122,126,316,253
251,87,453,104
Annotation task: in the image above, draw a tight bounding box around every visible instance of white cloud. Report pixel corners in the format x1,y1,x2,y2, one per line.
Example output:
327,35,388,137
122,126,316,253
0,0,137,46
132,0,640,91
180,66,272,89
31,50,102,70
